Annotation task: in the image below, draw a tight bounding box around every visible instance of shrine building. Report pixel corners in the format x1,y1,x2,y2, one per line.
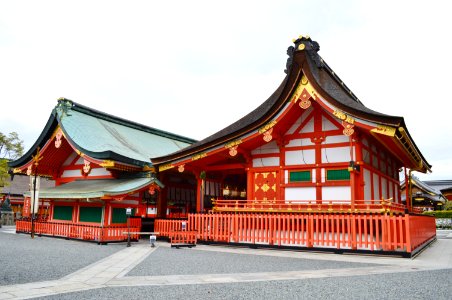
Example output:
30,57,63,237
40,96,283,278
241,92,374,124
9,36,436,255
151,36,435,256
9,99,196,242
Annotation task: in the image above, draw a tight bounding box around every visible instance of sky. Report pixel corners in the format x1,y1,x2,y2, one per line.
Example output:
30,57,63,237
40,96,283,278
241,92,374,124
1,0,451,181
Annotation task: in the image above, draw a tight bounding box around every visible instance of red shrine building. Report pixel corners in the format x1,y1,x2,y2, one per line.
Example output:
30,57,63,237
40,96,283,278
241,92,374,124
10,36,436,255
9,100,196,242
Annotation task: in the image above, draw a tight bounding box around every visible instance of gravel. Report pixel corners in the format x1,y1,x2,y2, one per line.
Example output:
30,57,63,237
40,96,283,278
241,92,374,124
37,269,452,300
127,246,378,276
0,231,124,285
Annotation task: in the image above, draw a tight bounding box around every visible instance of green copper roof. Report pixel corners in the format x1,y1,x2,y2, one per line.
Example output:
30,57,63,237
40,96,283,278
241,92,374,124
9,99,197,168
24,177,162,199
60,108,191,164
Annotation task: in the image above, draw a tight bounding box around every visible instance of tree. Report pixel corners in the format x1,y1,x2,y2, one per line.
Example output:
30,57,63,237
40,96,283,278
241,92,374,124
0,131,24,192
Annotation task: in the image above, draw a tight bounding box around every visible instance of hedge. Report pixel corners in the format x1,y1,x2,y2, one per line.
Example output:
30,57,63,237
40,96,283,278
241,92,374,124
423,210,452,218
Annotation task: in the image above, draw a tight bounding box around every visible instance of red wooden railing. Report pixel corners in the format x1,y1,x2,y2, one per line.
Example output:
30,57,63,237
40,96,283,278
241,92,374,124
16,219,142,243
154,218,188,236
155,213,436,253
212,199,410,214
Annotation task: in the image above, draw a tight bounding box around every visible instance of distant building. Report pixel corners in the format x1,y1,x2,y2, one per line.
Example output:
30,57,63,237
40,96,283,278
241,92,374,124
401,177,448,211
1,175,54,216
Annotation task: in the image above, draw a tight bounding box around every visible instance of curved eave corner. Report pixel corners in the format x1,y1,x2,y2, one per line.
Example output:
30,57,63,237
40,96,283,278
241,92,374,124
8,110,59,170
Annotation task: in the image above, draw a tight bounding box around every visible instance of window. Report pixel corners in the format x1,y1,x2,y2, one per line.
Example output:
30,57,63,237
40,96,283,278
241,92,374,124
289,171,311,182
53,206,73,221
79,206,102,223
326,169,350,181
112,208,131,224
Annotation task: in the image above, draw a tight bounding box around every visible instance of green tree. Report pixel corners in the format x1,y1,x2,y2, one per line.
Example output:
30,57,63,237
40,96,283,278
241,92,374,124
444,200,452,211
0,131,24,192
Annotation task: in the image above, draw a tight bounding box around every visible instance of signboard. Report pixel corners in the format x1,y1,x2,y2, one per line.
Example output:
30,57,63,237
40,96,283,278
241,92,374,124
125,208,132,216
29,176,40,215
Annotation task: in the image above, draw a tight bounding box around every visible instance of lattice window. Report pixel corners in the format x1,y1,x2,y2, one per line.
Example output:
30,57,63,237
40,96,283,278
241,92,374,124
289,171,311,182
326,169,350,181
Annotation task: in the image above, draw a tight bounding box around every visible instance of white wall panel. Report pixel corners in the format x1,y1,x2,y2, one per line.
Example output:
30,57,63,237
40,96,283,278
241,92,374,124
300,118,314,133
322,115,339,131
363,169,372,200
381,177,388,198
286,138,313,147
252,157,280,167
285,187,316,201
322,186,351,201
373,173,380,200
61,169,82,178
285,149,315,165
251,141,279,154
324,135,349,144
321,146,351,163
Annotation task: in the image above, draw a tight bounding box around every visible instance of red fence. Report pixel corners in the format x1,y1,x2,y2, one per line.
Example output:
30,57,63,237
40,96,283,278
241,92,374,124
155,213,436,253
213,199,411,214
16,219,142,243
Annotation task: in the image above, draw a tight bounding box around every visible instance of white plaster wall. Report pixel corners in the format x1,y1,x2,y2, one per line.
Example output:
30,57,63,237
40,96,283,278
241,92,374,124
363,169,372,200
324,135,349,144
285,187,316,201
61,169,82,178
285,170,288,184
373,173,380,200
381,177,388,199
252,157,280,167
300,117,314,133
286,138,313,147
75,156,85,164
322,115,338,131
321,146,351,163
322,186,351,201
389,181,394,199
251,141,279,154
285,149,315,165
312,169,316,183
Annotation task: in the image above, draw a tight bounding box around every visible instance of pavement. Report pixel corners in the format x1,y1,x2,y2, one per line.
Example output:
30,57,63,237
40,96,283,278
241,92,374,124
0,226,451,299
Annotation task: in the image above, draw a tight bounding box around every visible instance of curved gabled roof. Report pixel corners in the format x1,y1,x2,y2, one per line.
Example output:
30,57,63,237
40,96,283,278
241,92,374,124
9,99,197,168
152,37,430,172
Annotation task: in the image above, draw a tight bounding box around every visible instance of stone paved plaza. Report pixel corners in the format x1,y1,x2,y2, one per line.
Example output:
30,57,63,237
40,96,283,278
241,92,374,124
1,226,451,299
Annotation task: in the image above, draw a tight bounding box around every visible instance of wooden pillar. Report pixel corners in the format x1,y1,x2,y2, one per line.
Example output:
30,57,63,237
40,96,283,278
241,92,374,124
157,173,167,218
349,136,356,210
403,167,409,212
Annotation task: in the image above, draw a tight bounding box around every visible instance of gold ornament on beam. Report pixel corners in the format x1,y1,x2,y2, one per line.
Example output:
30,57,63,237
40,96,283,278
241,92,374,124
298,88,312,109
55,129,63,148
82,159,91,175
342,121,355,136
229,146,238,157
263,128,273,142
26,165,32,176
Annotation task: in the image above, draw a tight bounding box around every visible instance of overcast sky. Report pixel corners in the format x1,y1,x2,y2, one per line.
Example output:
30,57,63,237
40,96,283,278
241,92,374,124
1,0,451,181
